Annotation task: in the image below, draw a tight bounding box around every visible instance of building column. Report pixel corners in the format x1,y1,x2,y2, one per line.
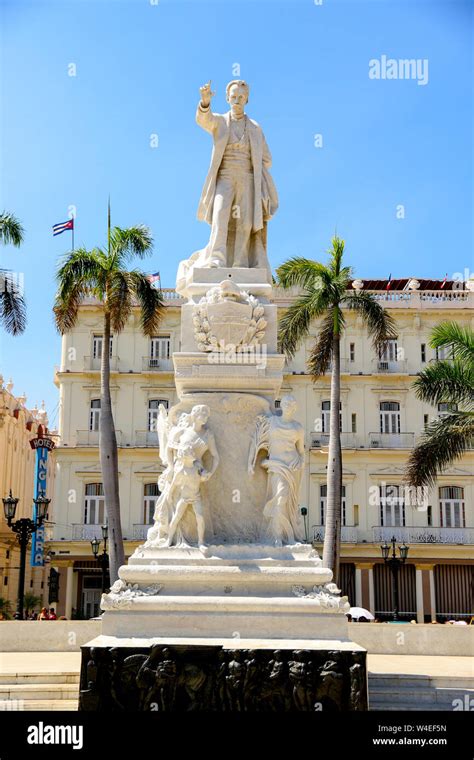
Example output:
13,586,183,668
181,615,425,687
415,565,424,623
428,565,437,622
355,567,362,607
65,563,74,619
355,562,374,614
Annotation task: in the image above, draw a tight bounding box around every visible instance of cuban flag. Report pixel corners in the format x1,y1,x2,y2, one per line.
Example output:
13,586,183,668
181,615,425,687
385,274,392,291
52,219,74,236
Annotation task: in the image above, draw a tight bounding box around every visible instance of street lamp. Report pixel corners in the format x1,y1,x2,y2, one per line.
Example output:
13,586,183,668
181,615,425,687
2,490,50,620
90,524,109,593
381,535,409,622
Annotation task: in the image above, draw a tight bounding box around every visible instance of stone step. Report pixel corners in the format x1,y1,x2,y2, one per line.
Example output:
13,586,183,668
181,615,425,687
19,699,78,711
0,673,79,685
0,683,79,701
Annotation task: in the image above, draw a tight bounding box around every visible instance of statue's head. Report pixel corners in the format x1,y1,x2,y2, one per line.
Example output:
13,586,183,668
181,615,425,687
190,404,210,427
280,394,297,418
226,80,249,116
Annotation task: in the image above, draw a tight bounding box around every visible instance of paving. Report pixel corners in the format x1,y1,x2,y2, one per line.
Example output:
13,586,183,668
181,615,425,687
0,652,472,711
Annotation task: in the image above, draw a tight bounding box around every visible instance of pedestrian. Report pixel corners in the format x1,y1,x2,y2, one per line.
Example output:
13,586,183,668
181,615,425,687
38,607,49,621
49,608,57,620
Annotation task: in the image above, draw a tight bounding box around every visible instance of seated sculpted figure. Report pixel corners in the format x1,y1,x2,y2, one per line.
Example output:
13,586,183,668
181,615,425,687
146,404,219,550
248,395,305,545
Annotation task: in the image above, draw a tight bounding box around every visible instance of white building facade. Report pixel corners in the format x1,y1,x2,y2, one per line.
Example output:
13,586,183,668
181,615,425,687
49,282,473,622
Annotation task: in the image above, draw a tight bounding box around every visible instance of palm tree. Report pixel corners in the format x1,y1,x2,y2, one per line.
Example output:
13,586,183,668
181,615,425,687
277,236,396,583
406,321,474,488
0,597,13,620
0,211,26,335
23,592,42,617
54,222,165,582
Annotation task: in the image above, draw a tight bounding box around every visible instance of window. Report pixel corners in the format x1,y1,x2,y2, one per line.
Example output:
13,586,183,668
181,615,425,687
421,344,426,363
89,399,101,432
379,401,400,434
274,400,281,409
148,399,169,432
436,345,453,361
92,334,113,359
439,486,465,528
320,485,346,526
379,339,398,364
321,401,342,433
379,484,405,527
349,343,355,362
438,402,458,419
150,336,171,367
427,505,432,527
84,483,105,524
144,483,160,524
423,414,429,429
351,413,357,433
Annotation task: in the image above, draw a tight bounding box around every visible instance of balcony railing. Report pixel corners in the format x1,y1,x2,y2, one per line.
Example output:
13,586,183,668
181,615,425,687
373,526,474,545
142,357,173,371
372,358,408,374
309,432,358,449
72,524,104,540
311,526,359,543
369,432,414,449
133,523,153,540
83,356,120,371
76,430,122,446
135,430,159,447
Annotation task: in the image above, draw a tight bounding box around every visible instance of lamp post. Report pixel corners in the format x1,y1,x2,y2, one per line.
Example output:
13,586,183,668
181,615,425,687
381,536,409,621
2,491,50,620
91,524,109,593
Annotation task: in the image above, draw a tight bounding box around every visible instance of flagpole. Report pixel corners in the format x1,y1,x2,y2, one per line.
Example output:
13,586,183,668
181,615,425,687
108,195,111,256
72,220,75,252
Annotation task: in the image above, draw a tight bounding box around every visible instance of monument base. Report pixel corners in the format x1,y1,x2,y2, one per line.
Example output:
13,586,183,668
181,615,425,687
79,636,368,712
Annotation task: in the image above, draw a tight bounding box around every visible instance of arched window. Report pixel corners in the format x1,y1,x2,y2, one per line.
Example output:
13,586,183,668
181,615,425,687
144,483,160,524
84,483,104,524
89,399,101,431
321,401,342,433
439,486,465,528
379,484,405,527
320,484,346,526
379,401,400,434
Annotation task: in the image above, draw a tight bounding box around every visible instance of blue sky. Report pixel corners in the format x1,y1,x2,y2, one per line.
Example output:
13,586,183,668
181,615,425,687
1,0,472,422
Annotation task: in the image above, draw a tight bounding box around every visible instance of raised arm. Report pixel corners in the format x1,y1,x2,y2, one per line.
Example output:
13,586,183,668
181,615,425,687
196,80,218,134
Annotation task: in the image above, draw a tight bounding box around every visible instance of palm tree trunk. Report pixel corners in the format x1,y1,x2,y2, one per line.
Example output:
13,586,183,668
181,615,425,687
99,311,125,583
322,334,342,586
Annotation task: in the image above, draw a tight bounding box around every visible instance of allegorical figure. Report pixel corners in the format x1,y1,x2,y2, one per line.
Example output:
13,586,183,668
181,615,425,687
176,79,278,294
248,395,305,545
145,404,219,551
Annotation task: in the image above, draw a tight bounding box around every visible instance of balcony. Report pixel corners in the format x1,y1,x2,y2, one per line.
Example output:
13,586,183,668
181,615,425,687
71,524,104,540
309,432,358,449
373,526,474,545
83,356,120,372
142,357,173,372
135,430,159,447
133,523,153,540
372,358,408,374
76,430,123,446
311,526,359,543
369,432,414,449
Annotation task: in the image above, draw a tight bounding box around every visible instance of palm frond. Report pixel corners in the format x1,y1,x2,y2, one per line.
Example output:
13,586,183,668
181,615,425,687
53,282,91,333
109,225,153,268
56,248,105,299
307,310,335,377
344,291,397,352
278,289,332,358
0,270,26,334
328,235,346,276
128,270,166,336
413,359,474,408
276,258,332,291
430,321,474,365
405,412,474,487
0,211,24,247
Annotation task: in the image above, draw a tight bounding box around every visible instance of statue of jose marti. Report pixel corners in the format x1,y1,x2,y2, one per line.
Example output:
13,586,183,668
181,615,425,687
177,80,279,294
